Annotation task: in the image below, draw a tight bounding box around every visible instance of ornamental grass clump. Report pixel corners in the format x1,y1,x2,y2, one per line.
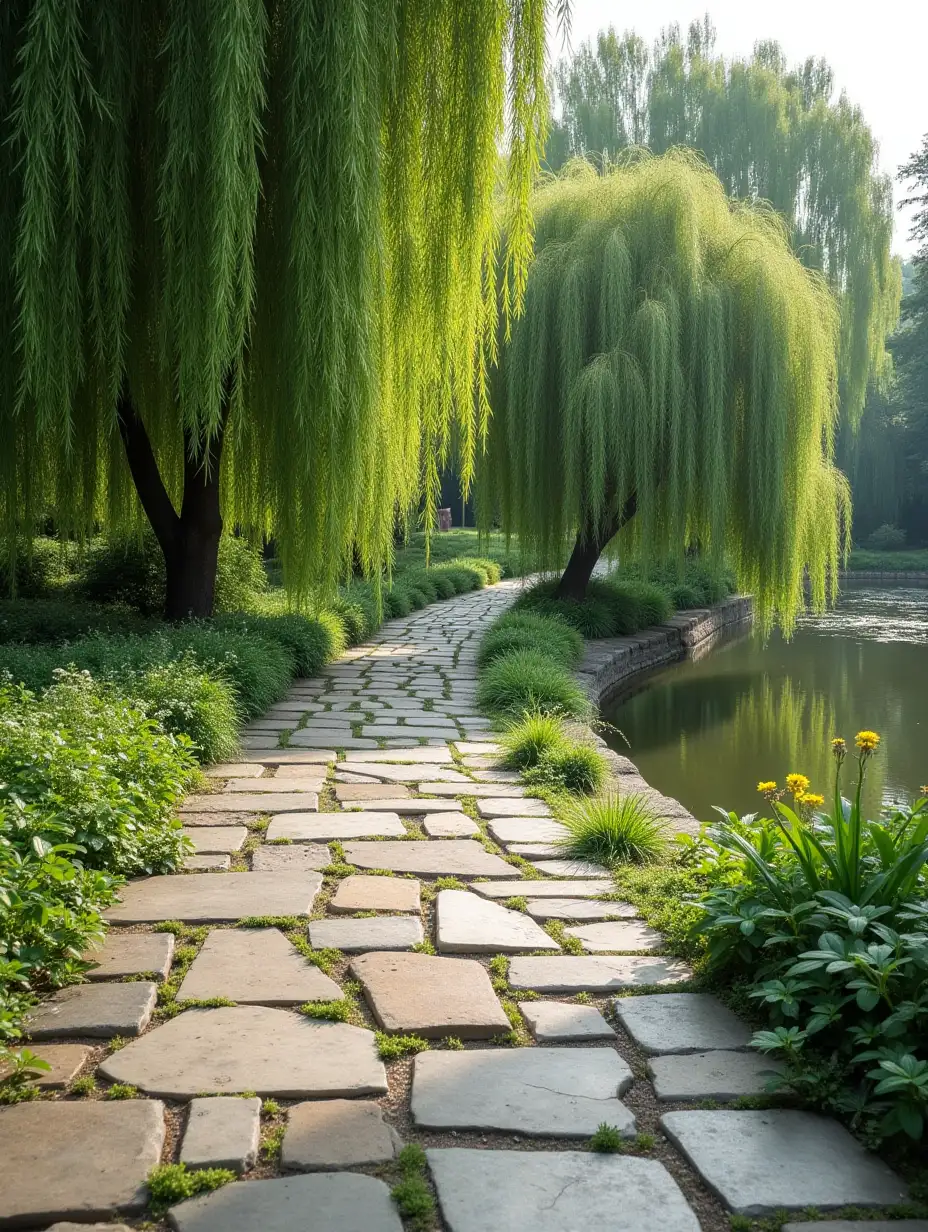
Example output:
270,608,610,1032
555,794,666,866
476,650,589,720
499,712,569,770
477,611,584,671
524,743,608,795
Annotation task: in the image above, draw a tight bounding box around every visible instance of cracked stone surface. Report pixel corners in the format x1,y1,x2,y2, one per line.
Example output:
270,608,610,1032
105,872,323,923
434,889,558,953
508,955,691,993
266,811,406,841
519,1000,616,1042
350,952,510,1038
177,928,341,1005
282,1100,399,1171
308,915,423,952
82,931,174,981
180,1096,261,1173
525,897,638,921
613,993,751,1054
26,982,157,1039
167,1173,403,1232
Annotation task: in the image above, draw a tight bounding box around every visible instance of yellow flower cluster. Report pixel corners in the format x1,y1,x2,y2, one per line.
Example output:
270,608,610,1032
786,773,810,795
797,792,824,809
855,730,881,753
757,780,777,795
831,737,847,757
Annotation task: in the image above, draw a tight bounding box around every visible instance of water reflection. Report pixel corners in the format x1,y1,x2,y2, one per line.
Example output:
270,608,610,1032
602,585,928,824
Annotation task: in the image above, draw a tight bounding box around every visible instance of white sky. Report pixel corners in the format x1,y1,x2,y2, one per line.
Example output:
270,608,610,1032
554,1,928,257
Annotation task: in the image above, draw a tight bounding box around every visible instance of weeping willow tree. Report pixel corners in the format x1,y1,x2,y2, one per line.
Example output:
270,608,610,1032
547,20,901,432
477,152,851,634
0,0,553,618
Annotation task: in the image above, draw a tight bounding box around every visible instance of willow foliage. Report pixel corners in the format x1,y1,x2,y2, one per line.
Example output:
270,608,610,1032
478,152,850,635
0,0,550,600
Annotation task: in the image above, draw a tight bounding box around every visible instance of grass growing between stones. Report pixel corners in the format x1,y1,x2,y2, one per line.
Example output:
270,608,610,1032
147,1162,236,1215
104,1082,139,1099
375,1032,430,1061
300,998,355,1023
543,920,583,954
389,1144,436,1232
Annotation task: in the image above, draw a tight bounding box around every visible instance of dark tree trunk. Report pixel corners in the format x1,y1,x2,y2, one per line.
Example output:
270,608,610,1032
555,493,638,599
117,381,227,621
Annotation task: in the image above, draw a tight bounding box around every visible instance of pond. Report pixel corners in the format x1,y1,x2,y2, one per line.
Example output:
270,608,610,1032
601,584,928,824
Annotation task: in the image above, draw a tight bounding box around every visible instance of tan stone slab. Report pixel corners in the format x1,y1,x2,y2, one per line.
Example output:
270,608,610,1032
183,825,247,855
486,818,568,844
421,782,525,797
26,983,157,1039
0,1100,165,1227
350,952,510,1039
455,742,500,755
309,916,423,953
181,793,318,814
344,747,455,764
0,1042,91,1089
237,750,336,765
508,955,692,993
267,812,406,842
343,840,517,879
105,872,323,924
204,763,265,778
329,875,421,914
422,815,480,837
473,880,609,900
342,798,465,815
565,920,664,952
335,783,412,802
181,812,257,827
530,859,610,878
336,764,470,784
178,929,340,1005
282,1100,398,1171
184,854,231,871
274,760,334,776
82,931,174,982
223,777,324,793
435,890,558,954
251,844,330,872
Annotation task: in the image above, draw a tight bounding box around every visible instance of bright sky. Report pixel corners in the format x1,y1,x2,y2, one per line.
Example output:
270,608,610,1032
555,1,928,257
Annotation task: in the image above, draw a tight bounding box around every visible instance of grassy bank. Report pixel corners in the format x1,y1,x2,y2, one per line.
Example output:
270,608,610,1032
847,548,928,571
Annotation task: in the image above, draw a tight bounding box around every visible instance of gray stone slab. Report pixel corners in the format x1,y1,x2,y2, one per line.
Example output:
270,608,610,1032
782,1224,928,1232
649,1051,781,1101
178,928,340,1005
476,796,550,817
238,749,336,764
181,1096,261,1173
224,777,324,793
182,811,257,827
427,1148,700,1232
455,742,500,754
362,725,462,739
423,781,525,797
565,920,664,951
350,952,510,1038
507,842,561,856
105,872,323,924
205,763,264,777
422,814,479,837
487,818,569,844
100,1006,387,1099
344,797,465,814
660,1110,908,1215
167,1172,403,1232
26,982,157,1040
274,760,334,775
526,897,638,921
344,747,454,763
181,793,318,813
519,1000,616,1042
282,1100,398,1171
0,1100,165,1227
251,843,330,872
613,993,751,1055
184,854,232,871
473,879,606,899
508,955,691,993
309,916,423,952
435,890,558,954
183,825,247,854
82,931,174,981
0,1042,91,1089
338,763,470,783
530,858,611,878
334,783,411,801
342,840,516,878
329,875,421,913
289,732,377,749
266,812,406,842
412,1048,634,1137
473,769,521,782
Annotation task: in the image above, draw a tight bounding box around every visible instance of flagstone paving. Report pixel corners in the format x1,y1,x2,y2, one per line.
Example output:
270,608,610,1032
13,581,914,1230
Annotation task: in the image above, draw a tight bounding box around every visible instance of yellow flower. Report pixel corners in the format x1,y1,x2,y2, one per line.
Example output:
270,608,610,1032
786,773,810,796
831,737,847,757
855,730,881,753
798,792,824,809
757,780,777,794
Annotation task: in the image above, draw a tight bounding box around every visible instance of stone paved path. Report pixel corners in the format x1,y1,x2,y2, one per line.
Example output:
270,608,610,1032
3,581,916,1231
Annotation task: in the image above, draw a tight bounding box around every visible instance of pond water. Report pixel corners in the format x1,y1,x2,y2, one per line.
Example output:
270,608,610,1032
601,584,928,824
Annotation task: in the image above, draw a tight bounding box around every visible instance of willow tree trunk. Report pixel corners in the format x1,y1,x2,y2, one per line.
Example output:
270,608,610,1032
116,384,226,620
554,494,638,599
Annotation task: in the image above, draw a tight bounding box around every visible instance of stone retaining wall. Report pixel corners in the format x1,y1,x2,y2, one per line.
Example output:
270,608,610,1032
839,570,928,581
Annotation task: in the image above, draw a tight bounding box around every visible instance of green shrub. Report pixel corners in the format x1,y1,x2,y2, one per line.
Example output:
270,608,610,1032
443,565,481,592
0,598,149,645
556,793,666,866
333,590,378,644
622,581,672,627
668,583,703,610
130,655,239,763
0,537,79,599
476,650,589,720
524,743,607,795
499,712,567,770
430,570,457,599
478,611,584,670
216,612,341,680
847,548,928,572
383,587,412,618
866,523,906,551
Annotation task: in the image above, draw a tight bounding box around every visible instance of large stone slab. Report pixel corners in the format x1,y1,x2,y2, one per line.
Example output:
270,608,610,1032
224,777,324,793
519,1000,616,1042
178,929,340,1005
266,812,405,842
27,982,157,1039
412,1048,634,1137
182,812,256,828
105,872,323,924
181,793,320,813
427,1148,700,1232
100,1006,387,1099
476,797,550,818
350,953,510,1038
251,843,329,872
422,814,479,837
435,890,558,954
486,818,568,844
309,916,423,952
181,1096,261,1173
660,1110,908,1215
508,955,691,993
345,747,454,764
649,1051,781,1101
184,854,231,871
613,993,751,1055
565,920,664,951
0,1042,91,1089
282,1100,398,1171
473,879,608,899
344,797,465,814
337,763,469,783
238,749,336,764
455,742,500,755
335,783,411,802
0,1100,165,1227
205,763,265,777
167,1173,403,1232
82,931,174,981
342,840,516,878
526,897,638,921
183,825,247,854
529,858,610,878
329,874,421,914
422,781,525,797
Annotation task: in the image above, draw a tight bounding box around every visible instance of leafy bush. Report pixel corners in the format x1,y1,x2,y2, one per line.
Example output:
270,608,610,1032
556,793,666,866
476,650,589,720
692,733,928,1143
524,743,607,795
623,581,672,627
0,598,149,645
215,612,342,680
499,712,568,770
0,537,79,599
866,523,907,551
130,655,239,763
477,611,584,671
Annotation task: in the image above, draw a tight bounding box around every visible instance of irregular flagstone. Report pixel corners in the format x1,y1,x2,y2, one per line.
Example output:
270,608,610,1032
105,872,323,924
27,982,157,1039
660,1110,908,1215
422,781,526,797
435,889,558,953
82,931,174,981
334,783,411,801
273,758,335,774
525,897,638,920
344,747,453,764
506,842,561,857
422,814,479,837
519,1000,616,1042
223,777,324,793
427,1149,699,1232
473,879,610,899
0,1042,91,1089
529,858,610,878
205,763,265,778
486,818,568,844
251,843,330,872
342,840,517,878
180,793,318,814
344,797,465,814
455,742,500,755
0,1100,165,1227
472,769,521,782
238,749,336,764
180,1096,261,1173
183,825,247,854
613,993,751,1055
289,731,377,749
178,928,340,1005
337,763,470,784
181,812,256,828
308,916,423,952
329,875,421,914
167,1173,403,1232
412,1048,634,1137
100,1006,388,1099
649,1051,782,1101
282,1100,398,1171
565,920,664,952
266,812,406,842
350,952,510,1038
476,797,551,817
508,955,691,993
184,854,231,871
